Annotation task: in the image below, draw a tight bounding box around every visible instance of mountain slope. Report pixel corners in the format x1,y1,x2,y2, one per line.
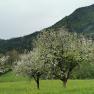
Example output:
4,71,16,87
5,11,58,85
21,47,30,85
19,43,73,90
51,4,94,37
0,4,94,53
0,32,40,53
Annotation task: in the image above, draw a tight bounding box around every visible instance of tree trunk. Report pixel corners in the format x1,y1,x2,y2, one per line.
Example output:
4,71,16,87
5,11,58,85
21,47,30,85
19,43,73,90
36,76,40,89
62,78,67,88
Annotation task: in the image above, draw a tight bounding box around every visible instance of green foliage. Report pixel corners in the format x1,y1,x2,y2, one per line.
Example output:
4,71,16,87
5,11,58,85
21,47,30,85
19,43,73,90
71,63,94,79
6,49,19,68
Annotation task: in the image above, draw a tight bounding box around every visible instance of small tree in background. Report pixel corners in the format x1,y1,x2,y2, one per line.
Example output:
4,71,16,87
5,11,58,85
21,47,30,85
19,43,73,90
6,49,19,69
14,48,47,89
0,55,9,75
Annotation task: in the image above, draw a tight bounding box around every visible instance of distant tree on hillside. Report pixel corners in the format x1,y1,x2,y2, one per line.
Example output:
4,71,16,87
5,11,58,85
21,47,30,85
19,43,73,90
0,55,9,75
6,49,19,69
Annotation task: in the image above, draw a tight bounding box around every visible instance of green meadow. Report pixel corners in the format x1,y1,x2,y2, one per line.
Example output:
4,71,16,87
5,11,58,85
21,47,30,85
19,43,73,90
0,72,94,94
0,80,94,94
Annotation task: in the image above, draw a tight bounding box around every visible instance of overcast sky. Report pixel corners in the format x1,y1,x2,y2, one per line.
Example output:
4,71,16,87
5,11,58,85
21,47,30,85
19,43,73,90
0,0,94,39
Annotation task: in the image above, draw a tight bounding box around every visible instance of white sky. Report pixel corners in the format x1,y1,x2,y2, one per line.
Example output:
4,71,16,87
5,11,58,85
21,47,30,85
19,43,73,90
0,0,94,39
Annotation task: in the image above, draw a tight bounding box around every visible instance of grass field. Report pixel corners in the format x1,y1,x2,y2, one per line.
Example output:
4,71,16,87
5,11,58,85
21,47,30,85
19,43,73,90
0,72,94,94
0,80,94,94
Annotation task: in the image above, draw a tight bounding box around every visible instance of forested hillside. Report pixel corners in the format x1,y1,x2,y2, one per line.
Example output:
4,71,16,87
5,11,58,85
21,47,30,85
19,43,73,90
1,4,94,53
51,4,94,38
0,32,39,53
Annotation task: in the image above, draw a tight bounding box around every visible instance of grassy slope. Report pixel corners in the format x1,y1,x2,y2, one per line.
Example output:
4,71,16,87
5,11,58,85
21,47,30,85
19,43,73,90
0,72,27,82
